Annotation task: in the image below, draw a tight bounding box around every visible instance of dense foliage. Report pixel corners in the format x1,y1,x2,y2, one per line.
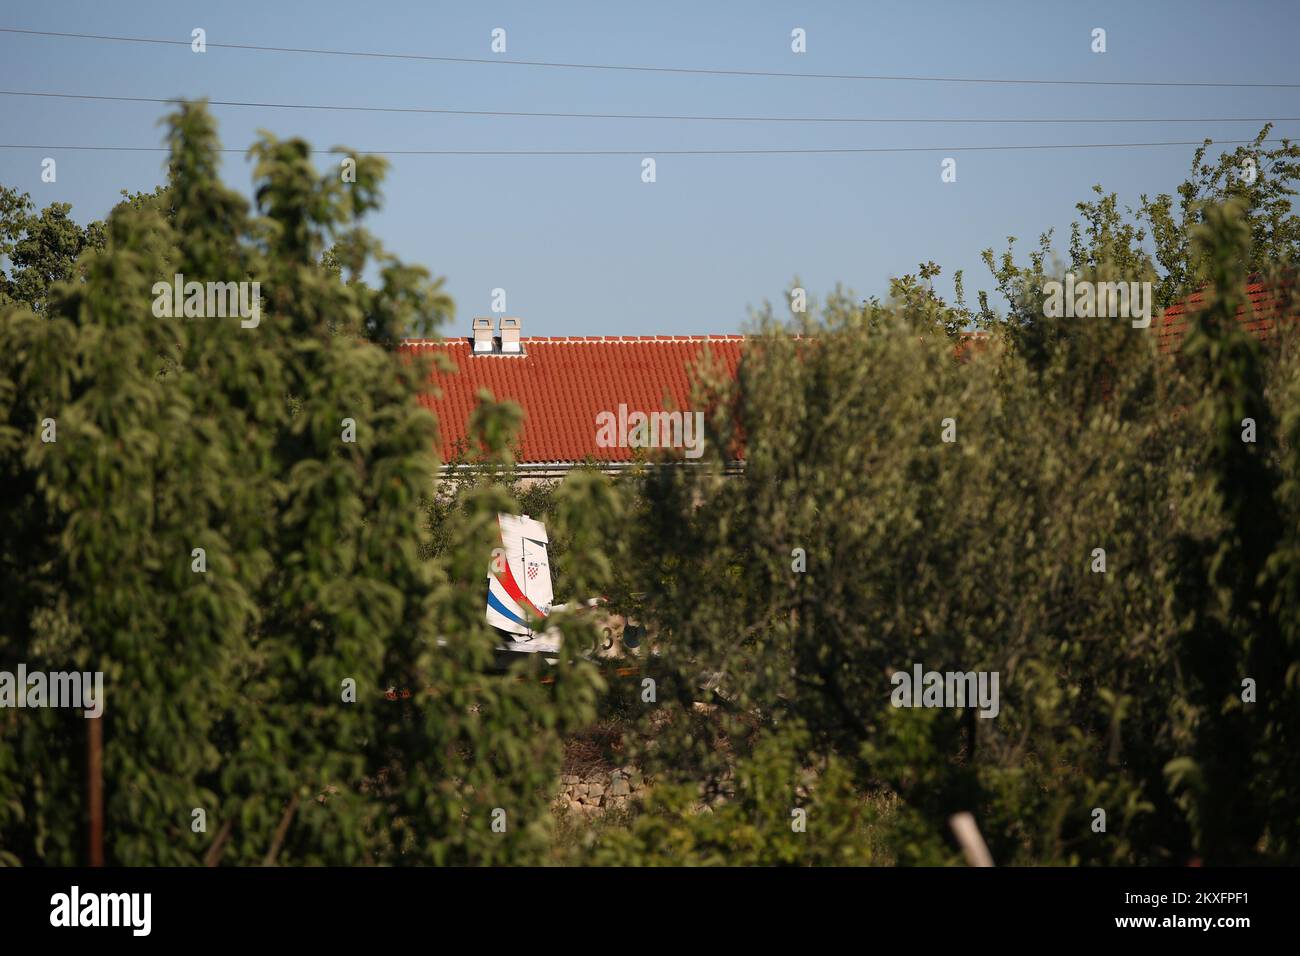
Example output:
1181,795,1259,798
597,140,1300,865
0,105,606,866
2,111,1297,865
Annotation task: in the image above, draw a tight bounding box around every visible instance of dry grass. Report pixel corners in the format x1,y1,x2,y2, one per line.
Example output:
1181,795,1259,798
561,718,631,777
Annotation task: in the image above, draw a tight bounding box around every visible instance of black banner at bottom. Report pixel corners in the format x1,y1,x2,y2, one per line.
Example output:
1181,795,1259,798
0,865,1287,941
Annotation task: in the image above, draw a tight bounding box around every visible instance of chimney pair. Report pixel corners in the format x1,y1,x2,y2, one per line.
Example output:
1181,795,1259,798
472,316,522,354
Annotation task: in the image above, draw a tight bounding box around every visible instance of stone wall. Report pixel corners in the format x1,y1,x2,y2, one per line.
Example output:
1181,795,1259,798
555,765,647,816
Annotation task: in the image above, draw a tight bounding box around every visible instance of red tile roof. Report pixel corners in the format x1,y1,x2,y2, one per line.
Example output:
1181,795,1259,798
401,335,745,465
1155,281,1298,354
397,324,1083,467
953,330,992,362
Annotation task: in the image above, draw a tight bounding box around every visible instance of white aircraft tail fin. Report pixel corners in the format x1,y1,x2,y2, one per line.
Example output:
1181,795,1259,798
486,513,555,643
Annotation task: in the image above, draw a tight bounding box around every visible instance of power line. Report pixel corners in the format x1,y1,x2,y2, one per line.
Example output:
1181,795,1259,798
0,139,1285,156
3,26,1298,90
1,89,1294,126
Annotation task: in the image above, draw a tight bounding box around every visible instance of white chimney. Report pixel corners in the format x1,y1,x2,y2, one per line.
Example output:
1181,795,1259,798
499,316,522,354
472,316,494,353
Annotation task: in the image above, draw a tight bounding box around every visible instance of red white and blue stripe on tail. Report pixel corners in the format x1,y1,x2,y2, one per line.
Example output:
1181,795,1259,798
486,513,554,640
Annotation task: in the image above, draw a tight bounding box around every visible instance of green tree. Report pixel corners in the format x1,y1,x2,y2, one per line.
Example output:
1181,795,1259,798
614,201,1298,865
0,104,606,866
0,186,106,313
1163,202,1294,862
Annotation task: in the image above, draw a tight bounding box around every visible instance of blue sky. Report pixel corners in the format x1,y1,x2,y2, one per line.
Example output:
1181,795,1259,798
1,1,1297,336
